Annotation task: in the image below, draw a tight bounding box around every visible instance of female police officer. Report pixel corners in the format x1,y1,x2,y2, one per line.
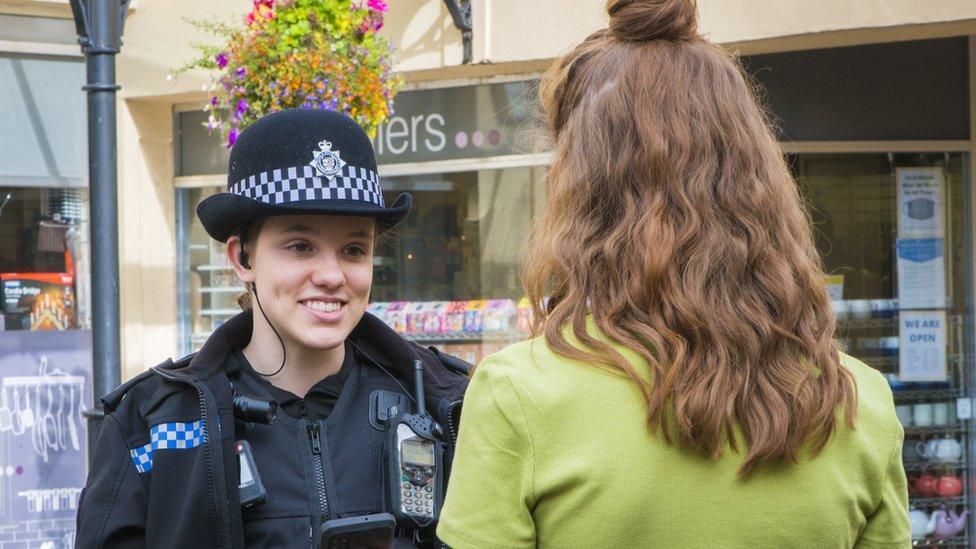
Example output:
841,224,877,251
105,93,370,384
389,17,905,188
76,109,469,548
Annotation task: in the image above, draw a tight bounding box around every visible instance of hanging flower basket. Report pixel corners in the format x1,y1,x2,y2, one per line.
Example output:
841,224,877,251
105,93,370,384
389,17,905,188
184,0,402,147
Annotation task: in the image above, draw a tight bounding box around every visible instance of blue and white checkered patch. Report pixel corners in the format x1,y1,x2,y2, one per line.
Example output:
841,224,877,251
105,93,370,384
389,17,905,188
129,419,206,474
229,164,384,208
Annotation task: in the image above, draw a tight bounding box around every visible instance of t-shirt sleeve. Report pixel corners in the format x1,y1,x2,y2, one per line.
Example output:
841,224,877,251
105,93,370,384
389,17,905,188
437,357,536,549
855,439,911,548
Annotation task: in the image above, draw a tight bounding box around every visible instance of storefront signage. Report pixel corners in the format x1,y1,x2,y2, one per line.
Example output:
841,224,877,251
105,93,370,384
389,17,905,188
898,310,947,382
373,80,541,165
896,167,946,309
896,237,946,310
897,167,944,235
0,330,91,546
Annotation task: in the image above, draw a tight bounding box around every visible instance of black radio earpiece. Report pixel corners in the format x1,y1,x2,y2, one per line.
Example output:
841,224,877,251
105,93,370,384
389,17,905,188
239,249,250,269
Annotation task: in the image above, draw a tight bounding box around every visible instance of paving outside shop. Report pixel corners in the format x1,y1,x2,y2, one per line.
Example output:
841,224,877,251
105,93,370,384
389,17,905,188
3,0,976,545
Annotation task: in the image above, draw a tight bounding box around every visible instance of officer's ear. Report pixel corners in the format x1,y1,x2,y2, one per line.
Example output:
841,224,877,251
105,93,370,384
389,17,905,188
227,235,256,285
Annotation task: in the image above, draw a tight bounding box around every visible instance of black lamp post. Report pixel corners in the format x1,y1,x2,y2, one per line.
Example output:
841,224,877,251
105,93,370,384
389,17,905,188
442,0,472,64
68,0,130,463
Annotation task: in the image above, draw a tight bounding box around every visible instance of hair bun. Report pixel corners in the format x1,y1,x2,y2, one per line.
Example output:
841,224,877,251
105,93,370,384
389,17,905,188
606,0,698,42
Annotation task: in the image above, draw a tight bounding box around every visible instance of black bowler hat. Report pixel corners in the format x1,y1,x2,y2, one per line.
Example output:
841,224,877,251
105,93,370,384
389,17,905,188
196,109,411,242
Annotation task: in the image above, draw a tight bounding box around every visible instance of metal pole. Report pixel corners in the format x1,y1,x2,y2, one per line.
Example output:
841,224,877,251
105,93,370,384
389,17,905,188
80,0,122,462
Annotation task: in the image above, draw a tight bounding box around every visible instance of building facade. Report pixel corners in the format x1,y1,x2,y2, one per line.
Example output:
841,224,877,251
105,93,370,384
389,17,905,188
2,0,976,545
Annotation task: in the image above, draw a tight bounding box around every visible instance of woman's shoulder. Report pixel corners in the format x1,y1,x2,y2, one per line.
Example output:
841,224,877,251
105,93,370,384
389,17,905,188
837,352,902,438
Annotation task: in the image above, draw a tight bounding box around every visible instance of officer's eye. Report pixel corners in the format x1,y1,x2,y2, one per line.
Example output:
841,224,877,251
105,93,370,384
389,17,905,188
345,244,368,257
287,241,314,254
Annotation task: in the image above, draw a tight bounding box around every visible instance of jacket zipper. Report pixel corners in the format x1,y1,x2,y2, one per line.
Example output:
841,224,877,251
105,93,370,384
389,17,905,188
307,421,329,523
150,367,227,548
299,400,329,525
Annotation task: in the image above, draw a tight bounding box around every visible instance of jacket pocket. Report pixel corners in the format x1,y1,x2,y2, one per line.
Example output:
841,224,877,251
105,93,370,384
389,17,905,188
241,512,315,548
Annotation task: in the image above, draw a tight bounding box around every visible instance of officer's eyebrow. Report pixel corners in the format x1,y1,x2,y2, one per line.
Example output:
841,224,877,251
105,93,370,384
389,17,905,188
278,224,315,235
278,225,372,239
346,229,371,239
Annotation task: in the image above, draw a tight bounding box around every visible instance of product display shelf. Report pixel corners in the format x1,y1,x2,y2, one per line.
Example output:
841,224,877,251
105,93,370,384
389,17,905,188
199,308,242,316
910,496,968,508
912,537,969,547
862,355,966,371
905,424,969,437
838,314,964,331
894,389,965,404
401,331,526,344
904,460,967,473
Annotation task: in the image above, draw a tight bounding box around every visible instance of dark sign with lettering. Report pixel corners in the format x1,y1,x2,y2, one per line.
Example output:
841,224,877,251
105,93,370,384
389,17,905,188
372,80,541,164
177,79,542,176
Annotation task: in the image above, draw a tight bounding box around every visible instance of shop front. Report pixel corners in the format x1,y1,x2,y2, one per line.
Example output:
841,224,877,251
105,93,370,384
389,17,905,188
173,35,976,544
175,77,547,365
0,14,93,546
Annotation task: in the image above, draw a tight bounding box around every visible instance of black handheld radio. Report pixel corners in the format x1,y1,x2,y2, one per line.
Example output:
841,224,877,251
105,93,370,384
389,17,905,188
383,360,444,528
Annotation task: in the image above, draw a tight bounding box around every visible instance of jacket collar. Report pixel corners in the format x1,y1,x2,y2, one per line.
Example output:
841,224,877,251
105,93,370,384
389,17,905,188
178,309,465,403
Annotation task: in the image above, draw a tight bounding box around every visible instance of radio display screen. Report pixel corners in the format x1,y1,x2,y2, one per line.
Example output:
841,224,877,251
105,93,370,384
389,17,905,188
402,439,434,466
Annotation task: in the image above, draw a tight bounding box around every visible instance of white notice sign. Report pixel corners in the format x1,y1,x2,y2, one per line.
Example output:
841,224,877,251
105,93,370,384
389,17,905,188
897,167,944,236
896,237,946,309
898,310,947,382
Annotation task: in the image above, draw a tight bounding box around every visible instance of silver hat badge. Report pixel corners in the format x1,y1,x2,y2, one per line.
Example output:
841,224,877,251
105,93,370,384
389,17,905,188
309,140,346,180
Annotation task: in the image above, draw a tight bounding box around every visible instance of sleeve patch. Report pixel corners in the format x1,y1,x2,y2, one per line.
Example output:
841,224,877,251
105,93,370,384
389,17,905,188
128,418,206,473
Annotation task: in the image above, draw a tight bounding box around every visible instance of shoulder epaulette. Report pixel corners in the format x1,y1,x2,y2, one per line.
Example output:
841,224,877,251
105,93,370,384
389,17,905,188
100,354,197,412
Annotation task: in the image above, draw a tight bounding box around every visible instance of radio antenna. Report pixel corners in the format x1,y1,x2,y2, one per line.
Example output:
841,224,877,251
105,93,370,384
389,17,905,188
412,360,426,416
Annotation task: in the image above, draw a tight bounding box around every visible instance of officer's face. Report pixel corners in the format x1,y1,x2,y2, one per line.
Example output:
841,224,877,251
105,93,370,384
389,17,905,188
240,214,375,351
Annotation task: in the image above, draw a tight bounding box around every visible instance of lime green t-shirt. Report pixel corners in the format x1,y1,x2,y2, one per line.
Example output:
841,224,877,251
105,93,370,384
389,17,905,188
438,335,909,548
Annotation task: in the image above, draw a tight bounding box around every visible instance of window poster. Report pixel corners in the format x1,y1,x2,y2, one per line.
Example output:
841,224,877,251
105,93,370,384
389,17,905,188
0,331,91,548
898,310,948,382
896,237,947,310
895,167,946,310
896,167,944,237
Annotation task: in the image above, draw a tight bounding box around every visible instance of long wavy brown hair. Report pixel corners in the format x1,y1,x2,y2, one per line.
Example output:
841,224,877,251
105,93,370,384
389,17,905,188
523,0,856,476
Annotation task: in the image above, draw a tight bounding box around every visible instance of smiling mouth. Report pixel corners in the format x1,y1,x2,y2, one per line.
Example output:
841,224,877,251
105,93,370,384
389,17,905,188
301,299,345,313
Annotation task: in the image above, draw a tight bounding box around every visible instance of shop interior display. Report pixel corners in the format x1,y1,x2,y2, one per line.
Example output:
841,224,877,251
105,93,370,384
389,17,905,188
835,303,969,547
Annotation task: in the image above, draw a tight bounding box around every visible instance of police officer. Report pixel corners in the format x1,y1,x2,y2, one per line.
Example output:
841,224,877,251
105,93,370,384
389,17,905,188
76,109,469,548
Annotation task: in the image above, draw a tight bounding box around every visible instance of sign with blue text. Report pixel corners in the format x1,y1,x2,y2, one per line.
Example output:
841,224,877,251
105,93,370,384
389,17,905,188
898,310,947,382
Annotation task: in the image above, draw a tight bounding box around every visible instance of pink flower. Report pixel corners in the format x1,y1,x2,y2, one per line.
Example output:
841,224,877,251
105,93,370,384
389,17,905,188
367,0,387,12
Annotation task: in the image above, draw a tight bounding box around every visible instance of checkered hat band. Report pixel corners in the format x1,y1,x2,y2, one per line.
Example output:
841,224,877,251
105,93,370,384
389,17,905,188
129,418,207,474
230,164,384,208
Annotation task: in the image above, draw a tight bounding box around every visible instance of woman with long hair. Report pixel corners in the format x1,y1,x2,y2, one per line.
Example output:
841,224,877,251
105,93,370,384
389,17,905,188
437,0,909,546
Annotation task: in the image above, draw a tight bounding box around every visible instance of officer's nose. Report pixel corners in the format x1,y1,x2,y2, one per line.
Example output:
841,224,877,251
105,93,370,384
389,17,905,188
310,253,345,290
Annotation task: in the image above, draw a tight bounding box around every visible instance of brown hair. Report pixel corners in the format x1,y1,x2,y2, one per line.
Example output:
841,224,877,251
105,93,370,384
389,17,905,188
524,0,856,475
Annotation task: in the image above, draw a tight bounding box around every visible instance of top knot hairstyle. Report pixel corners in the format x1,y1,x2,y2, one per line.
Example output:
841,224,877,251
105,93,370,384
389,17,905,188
607,0,698,42
526,0,856,476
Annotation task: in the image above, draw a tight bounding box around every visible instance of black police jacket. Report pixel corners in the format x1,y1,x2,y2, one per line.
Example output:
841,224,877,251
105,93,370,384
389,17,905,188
75,310,469,548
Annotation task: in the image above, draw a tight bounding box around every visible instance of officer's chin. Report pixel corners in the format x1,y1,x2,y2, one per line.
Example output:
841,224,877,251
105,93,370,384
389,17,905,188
297,320,358,352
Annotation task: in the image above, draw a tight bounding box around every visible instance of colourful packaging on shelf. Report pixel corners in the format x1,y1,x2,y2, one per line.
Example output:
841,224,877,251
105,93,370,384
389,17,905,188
405,302,429,334
463,300,487,333
516,297,533,335
367,302,389,325
484,299,516,333
1,273,76,331
446,301,468,333
385,301,408,333
425,302,448,334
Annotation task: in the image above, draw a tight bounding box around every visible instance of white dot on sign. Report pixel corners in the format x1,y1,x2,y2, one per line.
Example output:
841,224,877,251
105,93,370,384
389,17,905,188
454,132,468,148
407,253,414,260
5,466,12,476
471,131,485,147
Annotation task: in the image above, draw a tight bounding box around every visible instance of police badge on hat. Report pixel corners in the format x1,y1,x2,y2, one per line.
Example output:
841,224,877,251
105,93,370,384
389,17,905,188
196,108,411,242
310,140,346,181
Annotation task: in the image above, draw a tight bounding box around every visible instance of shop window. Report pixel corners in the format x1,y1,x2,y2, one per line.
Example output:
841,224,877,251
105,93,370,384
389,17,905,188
176,165,546,363
792,153,972,524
